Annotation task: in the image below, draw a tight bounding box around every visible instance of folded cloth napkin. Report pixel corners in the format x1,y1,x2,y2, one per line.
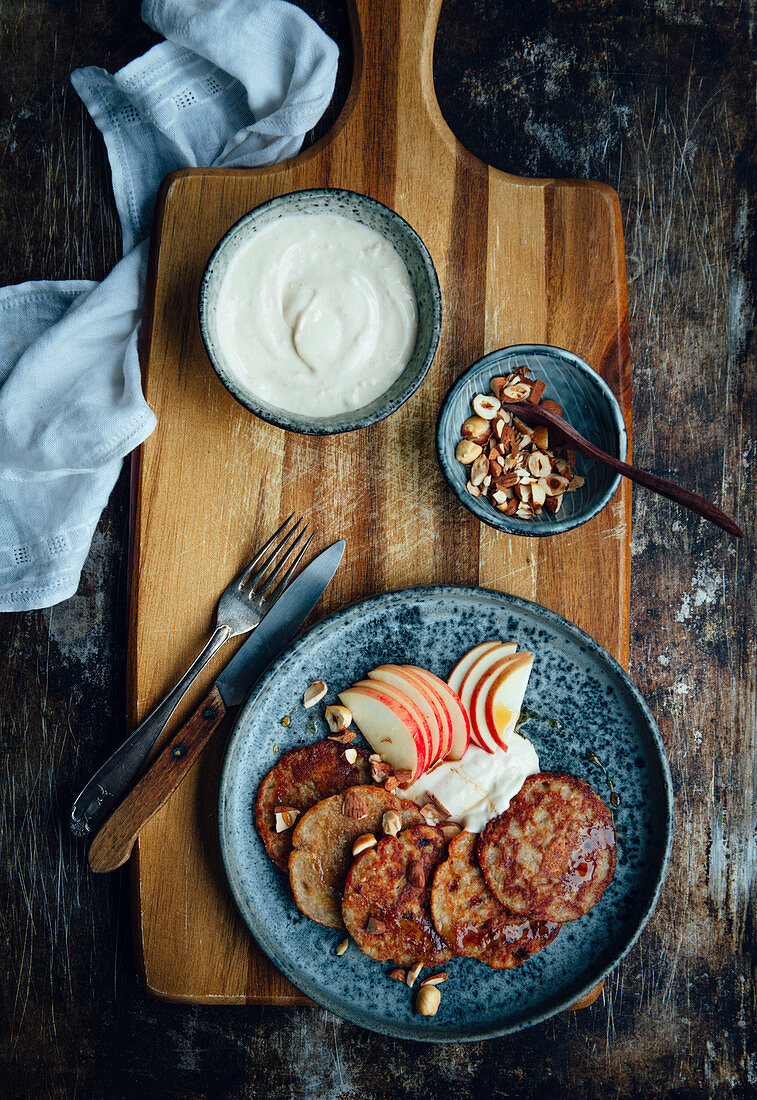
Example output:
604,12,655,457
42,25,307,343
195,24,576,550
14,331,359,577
0,0,337,612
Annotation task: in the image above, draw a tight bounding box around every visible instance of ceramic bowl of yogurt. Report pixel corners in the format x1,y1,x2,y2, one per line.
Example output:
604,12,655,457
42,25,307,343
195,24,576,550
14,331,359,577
199,189,441,434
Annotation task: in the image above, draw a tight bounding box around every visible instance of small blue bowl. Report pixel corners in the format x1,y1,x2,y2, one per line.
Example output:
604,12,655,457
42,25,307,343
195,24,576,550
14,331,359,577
198,188,441,435
437,345,627,536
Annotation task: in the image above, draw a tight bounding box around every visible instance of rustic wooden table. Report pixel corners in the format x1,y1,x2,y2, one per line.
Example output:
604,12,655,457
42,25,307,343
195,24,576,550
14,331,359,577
1,1,753,1096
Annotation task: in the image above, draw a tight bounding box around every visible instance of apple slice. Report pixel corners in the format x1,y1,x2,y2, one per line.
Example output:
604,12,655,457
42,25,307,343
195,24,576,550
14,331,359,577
338,683,428,781
454,641,518,704
367,665,446,766
484,652,534,749
447,640,501,695
402,666,469,761
351,678,433,776
455,643,519,752
469,652,531,750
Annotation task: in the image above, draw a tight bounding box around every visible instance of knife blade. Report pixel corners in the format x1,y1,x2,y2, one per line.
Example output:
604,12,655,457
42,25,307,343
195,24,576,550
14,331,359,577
88,540,345,873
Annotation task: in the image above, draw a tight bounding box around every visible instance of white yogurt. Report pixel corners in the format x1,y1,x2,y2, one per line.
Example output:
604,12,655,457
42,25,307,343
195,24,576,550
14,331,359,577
215,214,418,417
404,732,540,833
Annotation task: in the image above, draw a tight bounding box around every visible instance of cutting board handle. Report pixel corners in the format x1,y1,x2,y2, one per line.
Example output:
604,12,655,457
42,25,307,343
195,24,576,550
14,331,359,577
339,0,457,155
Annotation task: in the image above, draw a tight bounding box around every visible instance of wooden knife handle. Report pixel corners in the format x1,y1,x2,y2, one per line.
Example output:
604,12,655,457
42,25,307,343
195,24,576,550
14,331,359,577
88,685,227,874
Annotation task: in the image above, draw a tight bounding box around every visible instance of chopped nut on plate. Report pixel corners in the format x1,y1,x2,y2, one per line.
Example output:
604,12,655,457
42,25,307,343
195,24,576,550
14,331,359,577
335,938,349,957
325,704,352,732
406,961,423,987
303,680,327,708
415,984,441,1016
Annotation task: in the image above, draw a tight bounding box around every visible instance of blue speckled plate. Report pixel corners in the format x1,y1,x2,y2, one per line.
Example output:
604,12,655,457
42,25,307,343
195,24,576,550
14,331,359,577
437,345,628,535
218,586,672,1042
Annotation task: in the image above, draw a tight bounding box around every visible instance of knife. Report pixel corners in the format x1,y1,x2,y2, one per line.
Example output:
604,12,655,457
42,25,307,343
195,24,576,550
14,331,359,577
87,540,345,874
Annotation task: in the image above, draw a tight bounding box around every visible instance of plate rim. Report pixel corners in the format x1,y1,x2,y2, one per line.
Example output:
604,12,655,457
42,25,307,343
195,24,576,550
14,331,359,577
218,584,673,1042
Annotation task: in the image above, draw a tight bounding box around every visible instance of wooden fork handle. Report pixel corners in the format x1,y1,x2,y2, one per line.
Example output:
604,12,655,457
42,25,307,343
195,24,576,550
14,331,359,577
88,685,227,873
509,403,743,538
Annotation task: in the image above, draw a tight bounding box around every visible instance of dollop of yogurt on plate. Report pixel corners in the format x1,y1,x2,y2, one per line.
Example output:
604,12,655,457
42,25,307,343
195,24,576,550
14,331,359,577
404,730,540,833
215,213,418,417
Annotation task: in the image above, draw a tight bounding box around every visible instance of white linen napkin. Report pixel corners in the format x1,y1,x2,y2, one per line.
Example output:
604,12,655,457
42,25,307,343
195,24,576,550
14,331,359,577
0,0,338,612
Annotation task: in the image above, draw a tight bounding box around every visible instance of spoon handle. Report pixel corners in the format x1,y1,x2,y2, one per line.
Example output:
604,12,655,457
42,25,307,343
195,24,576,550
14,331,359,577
509,403,744,538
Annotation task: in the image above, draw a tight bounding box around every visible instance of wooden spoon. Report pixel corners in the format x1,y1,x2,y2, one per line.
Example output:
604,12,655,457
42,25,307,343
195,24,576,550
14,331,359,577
507,402,743,538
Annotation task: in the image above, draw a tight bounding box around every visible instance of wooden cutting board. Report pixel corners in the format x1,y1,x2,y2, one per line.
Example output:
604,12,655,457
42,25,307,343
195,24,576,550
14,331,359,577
131,0,631,1004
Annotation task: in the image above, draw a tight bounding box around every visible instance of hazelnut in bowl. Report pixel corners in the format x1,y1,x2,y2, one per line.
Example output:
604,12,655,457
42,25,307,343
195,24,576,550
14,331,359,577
436,345,627,536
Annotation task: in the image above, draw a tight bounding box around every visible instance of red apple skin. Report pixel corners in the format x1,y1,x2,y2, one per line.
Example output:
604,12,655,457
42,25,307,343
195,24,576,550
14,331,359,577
338,683,427,781
390,665,453,762
409,666,471,760
447,640,499,695
352,678,431,777
468,654,523,750
483,653,534,750
367,665,445,765
455,642,518,711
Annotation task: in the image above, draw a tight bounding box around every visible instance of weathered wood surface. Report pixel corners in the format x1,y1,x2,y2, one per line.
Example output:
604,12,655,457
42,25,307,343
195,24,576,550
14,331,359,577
132,0,630,1006
0,0,753,1096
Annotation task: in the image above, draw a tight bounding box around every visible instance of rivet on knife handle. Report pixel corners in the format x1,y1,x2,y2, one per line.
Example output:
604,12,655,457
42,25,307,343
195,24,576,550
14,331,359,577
88,686,227,874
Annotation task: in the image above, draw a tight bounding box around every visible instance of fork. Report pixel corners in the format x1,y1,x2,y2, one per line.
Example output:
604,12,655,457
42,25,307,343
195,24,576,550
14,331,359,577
70,515,313,837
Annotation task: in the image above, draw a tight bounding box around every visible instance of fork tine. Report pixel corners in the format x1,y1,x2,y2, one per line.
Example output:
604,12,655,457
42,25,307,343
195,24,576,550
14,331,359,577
258,529,317,604
236,514,298,590
242,518,305,593
252,524,311,602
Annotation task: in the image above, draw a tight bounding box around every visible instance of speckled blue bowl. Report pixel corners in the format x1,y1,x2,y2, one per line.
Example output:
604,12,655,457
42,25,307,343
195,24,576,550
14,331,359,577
218,585,672,1042
437,345,627,535
198,188,441,435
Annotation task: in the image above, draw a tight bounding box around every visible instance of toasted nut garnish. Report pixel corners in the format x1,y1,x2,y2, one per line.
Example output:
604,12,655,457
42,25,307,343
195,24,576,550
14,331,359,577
303,680,327,708
352,832,377,857
568,474,586,491
527,379,546,403
527,452,552,478
406,962,423,987
366,916,386,935
343,748,357,765
394,768,413,785
335,938,349,956
470,453,489,486
382,810,402,836
505,497,518,515
407,860,425,888
472,393,501,419
426,793,451,819
466,482,482,498
461,415,491,445
369,753,382,762
514,482,531,503
544,474,569,495
343,788,371,819
384,776,399,792
489,376,509,399
370,759,394,783
389,968,406,982
441,823,462,841
544,494,563,514
530,482,547,507
328,730,356,744
419,803,442,826
274,806,300,832
516,503,534,519
455,439,483,464
531,425,549,450
415,985,441,1016
502,382,532,402
540,398,563,417
420,972,448,986
325,704,352,732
